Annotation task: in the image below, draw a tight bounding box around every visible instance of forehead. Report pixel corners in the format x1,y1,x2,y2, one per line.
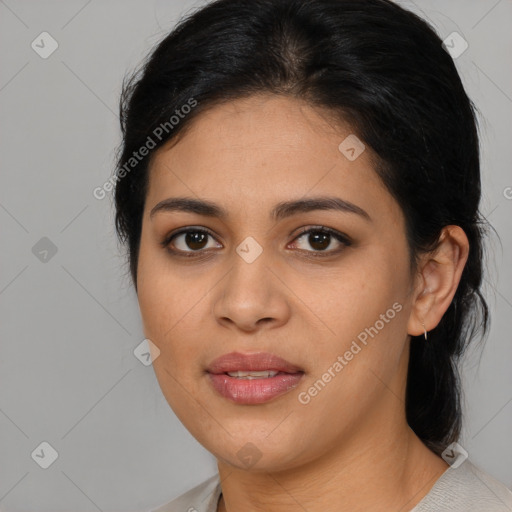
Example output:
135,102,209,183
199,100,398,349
145,94,396,223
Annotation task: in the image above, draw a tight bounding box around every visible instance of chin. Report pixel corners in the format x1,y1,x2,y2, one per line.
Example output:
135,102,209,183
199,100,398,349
203,427,309,471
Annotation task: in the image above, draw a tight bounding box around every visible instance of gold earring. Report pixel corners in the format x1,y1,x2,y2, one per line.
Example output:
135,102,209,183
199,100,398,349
422,322,428,340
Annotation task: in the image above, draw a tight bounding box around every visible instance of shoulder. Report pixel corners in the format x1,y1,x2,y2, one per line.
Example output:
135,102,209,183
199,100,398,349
150,473,222,512
412,459,512,512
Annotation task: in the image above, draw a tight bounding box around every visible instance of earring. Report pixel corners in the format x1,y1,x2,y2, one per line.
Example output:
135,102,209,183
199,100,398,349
422,322,428,340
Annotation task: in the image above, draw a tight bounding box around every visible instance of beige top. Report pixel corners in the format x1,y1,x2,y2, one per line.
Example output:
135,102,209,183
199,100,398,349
151,459,512,512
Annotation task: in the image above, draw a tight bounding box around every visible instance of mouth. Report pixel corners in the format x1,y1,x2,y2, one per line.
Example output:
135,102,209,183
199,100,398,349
206,352,305,404
224,370,288,379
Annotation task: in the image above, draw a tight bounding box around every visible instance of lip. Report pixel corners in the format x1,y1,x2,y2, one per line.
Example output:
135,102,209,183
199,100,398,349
206,351,305,404
207,351,303,374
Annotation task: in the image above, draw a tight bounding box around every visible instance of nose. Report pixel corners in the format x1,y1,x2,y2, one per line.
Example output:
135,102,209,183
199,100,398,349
212,251,291,333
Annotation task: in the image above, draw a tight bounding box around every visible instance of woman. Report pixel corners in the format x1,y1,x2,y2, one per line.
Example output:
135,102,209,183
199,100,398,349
113,0,512,510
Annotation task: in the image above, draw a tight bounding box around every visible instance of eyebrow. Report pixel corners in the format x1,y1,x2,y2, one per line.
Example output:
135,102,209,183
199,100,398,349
149,196,371,222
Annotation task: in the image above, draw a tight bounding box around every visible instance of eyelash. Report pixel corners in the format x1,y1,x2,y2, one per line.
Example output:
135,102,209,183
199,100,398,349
160,226,352,259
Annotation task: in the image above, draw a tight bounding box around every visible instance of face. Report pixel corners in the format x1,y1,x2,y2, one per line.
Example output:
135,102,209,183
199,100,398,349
137,94,418,471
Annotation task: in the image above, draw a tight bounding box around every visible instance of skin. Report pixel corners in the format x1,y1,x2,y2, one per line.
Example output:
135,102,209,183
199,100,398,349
136,94,469,512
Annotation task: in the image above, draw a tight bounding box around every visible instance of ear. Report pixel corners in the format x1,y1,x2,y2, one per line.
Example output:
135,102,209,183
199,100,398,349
407,226,469,337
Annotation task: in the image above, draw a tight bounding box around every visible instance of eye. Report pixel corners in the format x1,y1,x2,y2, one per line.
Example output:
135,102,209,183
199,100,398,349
162,227,221,256
161,225,351,258
288,226,351,255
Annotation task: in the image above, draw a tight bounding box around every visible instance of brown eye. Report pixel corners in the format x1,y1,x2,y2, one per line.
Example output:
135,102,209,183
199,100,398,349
181,231,209,250
290,227,351,254
163,228,222,255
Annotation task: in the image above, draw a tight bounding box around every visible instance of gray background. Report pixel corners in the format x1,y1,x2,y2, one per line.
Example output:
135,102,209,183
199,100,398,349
0,0,510,510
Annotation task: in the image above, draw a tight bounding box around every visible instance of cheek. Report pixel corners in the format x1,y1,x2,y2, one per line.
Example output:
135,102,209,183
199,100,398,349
294,252,411,416
137,236,188,350
136,237,220,380
304,251,409,350
136,247,205,412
